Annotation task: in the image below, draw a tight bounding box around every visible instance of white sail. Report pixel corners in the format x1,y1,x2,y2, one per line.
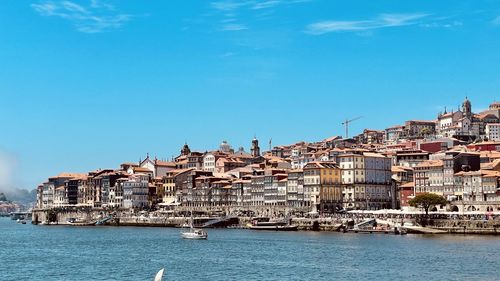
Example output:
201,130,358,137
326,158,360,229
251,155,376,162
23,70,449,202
154,268,164,281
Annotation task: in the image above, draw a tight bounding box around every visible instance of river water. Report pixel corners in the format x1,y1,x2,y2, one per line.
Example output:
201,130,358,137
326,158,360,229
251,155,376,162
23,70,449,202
1,217,499,281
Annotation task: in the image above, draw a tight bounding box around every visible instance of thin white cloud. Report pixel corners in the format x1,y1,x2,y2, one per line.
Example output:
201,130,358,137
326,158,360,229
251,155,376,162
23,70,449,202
31,0,132,33
420,20,462,28
211,1,252,11
90,0,114,10
211,0,312,32
306,13,430,35
221,23,248,31
252,0,281,10
211,0,308,12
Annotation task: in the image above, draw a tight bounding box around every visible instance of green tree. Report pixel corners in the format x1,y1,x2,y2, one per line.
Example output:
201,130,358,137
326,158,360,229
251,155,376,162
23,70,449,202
420,127,432,137
409,193,448,216
0,192,7,202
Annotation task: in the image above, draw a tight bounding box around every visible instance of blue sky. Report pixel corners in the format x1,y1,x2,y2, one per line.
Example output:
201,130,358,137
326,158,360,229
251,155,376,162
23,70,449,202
0,0,499,189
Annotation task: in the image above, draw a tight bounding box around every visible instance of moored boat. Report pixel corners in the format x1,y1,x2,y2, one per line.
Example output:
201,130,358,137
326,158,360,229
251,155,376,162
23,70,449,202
181,228,208,239
181,211,208,239
249,218,298,231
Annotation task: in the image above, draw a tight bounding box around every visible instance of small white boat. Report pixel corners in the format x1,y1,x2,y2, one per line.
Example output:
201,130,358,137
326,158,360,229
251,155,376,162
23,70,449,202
181,228,208,240
154,268,164,281
181,211,208,239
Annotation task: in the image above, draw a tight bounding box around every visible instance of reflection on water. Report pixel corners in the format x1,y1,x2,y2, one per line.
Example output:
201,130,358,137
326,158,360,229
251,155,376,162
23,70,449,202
0,218,499,281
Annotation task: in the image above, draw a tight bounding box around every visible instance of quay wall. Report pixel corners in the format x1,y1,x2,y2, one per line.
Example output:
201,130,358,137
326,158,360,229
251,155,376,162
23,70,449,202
32,208,500,234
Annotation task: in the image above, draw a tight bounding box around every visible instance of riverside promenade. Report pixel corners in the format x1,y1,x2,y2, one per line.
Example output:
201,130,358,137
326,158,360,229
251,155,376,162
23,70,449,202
32,207,500,235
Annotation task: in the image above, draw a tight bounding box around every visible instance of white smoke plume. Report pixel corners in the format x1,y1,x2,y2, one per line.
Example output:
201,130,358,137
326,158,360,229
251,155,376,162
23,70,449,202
0,150,18,192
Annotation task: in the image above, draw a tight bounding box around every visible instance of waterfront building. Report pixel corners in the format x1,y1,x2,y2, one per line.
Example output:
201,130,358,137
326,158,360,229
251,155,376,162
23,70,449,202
210,179,233,207
231,178,246,206
263,169,287,206
160,170,178,205
399,182,415,207
442,151,481,200
107,181,122,208
53,185,66,207
241,177,253,207
192,175,226,207
98,171,130,208
385,125,405,143
414,160,444,195
339,152,392,210
122,174,149,209
303,162,342,213
76,176,90,206
36,185,43,209
392,150,430,167
391,166,414,184
250,174,265,207
183,169,212,207
154,159,176,178
466,141,500,152
277,175,288,206
203,151,228,173
187,152,204,170
419,138,462,153
66,175,87,206
215,157,246,173
42,173,86,208
356,129,385,144
286,169,303,208
485,123,500,141
40,182,54,209
454,170,500,211
404,120,437,138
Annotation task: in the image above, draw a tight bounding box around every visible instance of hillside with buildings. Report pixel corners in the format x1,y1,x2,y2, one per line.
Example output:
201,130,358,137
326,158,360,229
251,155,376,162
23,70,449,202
34,98,500,214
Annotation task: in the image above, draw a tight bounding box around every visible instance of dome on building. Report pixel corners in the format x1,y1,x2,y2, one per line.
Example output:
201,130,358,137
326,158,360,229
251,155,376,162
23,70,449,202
490,101,500,110
219,140,232,153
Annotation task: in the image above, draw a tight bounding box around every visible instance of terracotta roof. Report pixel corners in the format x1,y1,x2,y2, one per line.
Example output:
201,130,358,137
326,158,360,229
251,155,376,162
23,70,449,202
406,120,436,124
322,135,342,142
416,160,443,168
303,161,340,169
155,160,176,167
363,152,387,158
476,113,498,120
52,172,87,179
133,167,153,173
392,166,413,173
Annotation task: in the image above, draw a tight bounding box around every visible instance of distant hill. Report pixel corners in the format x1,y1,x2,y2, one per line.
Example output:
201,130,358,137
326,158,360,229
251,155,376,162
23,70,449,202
0,192,7,202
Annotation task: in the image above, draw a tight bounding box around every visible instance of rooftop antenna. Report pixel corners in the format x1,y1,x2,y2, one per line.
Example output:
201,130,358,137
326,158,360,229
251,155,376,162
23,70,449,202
269,138,272,151
341,116,363,139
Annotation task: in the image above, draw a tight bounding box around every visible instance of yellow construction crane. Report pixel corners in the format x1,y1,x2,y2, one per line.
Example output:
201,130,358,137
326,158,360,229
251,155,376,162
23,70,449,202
342,116,363,139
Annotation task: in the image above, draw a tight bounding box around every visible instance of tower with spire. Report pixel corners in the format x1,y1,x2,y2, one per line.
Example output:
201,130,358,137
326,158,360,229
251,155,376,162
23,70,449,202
251,136,260,157
181,142,191,156
462,96,472,119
